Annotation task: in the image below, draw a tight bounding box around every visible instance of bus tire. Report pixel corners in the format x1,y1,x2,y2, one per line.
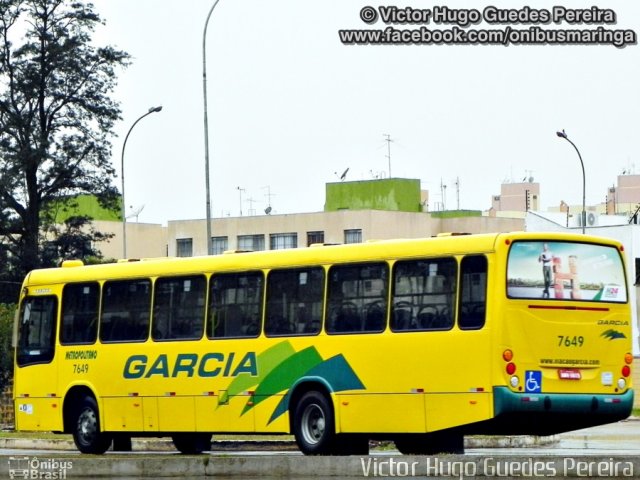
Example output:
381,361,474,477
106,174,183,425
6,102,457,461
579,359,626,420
72,396,112,454
171,433,212,454
395,432,464,455
293,391,336,455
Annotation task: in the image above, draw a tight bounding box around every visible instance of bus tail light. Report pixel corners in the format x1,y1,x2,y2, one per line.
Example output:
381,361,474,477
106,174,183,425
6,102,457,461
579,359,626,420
617,378,627,390
510,376,519,387
624,353,633,365
503,349,517,379
621,365,631,378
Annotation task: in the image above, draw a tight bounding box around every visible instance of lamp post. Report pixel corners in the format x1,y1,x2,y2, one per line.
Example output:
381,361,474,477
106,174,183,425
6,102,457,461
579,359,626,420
203,0,221,255
121,106,163,258
556,129,586,234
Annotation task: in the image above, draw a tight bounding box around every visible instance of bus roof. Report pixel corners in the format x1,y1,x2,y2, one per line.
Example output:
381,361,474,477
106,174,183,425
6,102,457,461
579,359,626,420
22,231,622,286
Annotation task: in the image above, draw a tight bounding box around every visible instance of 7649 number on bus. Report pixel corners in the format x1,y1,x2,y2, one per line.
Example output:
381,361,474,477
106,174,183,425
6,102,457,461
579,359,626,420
557,335,584,347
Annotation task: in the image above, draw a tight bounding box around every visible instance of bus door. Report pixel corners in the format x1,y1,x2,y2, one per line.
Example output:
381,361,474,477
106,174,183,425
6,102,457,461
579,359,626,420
422,255,493,431
390,255,493,433
14,293,61,431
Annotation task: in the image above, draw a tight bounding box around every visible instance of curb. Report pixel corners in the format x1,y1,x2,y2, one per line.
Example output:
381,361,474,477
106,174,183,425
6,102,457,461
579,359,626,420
0,434,558,452
1,454,637,478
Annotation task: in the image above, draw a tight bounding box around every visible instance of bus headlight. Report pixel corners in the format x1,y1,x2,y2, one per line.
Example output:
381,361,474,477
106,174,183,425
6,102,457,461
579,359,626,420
510,376,519,388
617,378,626,390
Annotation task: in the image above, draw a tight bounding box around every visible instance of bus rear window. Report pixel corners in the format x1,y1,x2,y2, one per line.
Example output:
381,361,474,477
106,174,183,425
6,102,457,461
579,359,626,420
507,241,627,303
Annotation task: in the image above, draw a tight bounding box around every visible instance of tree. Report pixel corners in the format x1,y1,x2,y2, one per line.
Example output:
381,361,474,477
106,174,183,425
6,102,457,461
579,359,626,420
0,0,129,278
41,214,114,267
0,303,15,393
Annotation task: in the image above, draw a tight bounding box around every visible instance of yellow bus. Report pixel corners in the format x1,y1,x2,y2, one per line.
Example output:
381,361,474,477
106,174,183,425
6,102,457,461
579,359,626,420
13,232,633,455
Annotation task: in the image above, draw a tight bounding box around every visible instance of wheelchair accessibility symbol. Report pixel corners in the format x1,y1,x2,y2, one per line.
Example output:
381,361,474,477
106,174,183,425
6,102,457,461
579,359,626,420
525,370,542,393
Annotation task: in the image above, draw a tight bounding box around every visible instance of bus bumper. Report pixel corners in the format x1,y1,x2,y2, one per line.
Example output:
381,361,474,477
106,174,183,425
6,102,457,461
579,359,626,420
478,387,635,436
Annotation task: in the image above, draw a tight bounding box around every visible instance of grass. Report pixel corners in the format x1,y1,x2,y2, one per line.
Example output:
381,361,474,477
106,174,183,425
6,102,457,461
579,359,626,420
632,408,640,418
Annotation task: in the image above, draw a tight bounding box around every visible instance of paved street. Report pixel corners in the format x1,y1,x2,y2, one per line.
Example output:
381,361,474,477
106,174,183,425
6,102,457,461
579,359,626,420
0,418,638,478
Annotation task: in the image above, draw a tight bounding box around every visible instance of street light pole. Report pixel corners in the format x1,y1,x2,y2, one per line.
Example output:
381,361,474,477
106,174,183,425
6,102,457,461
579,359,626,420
203,0,221,255
121,106,163,258
556,129,586,234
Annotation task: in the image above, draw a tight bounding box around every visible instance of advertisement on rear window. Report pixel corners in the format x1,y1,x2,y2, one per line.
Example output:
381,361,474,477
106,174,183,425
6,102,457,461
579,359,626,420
507,241,627,302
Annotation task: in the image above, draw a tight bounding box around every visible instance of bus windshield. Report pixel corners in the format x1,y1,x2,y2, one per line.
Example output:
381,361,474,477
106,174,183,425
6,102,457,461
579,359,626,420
506,240,627,303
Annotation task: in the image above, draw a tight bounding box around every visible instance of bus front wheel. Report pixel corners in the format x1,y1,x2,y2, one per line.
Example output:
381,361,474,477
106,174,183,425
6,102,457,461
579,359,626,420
293,391,337,455
72,396,112,454
171,433,212,454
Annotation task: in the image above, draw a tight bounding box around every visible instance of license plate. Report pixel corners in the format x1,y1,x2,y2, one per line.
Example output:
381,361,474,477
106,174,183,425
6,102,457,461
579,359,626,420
558,369,581,380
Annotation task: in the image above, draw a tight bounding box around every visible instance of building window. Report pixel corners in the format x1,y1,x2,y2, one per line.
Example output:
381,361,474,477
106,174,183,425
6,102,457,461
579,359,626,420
307,231,324,246
238,234,265,251
344,229,362,244
212,236,228,255
176,238,193,257
270,233,297,250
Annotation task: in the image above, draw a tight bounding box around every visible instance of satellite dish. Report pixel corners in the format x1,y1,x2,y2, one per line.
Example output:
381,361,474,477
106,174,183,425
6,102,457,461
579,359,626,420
529,176,534,183
264,206,272,215
340,168,349,181
126,204,145,221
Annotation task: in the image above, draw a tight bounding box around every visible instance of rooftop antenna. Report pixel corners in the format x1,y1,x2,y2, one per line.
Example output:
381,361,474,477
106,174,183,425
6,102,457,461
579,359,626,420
383,134,393,178
263,185,276,212
246,196,256,216
334,168,349,181
455,177,460,210
237,186,245,216
523,169,534,183
440,178,447,211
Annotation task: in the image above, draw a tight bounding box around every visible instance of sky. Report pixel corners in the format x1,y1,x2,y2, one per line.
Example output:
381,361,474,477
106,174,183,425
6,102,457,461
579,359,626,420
91,1,640,225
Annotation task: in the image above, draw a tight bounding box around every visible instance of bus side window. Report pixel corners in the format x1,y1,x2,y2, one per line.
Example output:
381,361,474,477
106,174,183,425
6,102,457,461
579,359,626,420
100,279,151,342
61,283,99,345
326,262,388,334
152,275,206,341
458,255,488,330
391,258,457,332
265,267,324,336
208,271,263,339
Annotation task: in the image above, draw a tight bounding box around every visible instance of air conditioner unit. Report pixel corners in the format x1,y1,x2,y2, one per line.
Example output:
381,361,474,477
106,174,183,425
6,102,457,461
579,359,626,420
578,212,598,227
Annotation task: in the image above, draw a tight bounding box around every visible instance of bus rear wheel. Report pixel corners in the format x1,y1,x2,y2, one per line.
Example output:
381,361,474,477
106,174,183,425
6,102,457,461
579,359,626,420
171,433,212,454
293,391,337,455
394,431,464,455
72,396,112,454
